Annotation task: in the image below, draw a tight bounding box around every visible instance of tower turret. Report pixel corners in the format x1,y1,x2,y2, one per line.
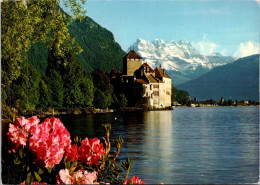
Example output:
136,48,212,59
123,50,143,76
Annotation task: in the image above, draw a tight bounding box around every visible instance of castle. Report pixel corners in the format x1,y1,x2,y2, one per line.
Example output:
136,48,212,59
117,50,172,108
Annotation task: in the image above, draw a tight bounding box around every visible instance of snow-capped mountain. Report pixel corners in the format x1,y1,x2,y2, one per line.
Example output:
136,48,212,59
128,38,234,85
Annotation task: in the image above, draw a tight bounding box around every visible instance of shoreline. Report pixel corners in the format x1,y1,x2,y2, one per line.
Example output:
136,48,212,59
174,105,259,108
11,106,173,118
1,105,258,123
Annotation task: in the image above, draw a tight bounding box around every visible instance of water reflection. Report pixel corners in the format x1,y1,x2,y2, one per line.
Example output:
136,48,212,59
138,111,173,182
59,107,259,184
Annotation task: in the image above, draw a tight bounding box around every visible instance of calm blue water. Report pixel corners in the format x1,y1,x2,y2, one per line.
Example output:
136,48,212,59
60,106,259,184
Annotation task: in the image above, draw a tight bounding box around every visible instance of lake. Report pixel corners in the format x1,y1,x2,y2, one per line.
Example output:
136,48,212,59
59,106,259,184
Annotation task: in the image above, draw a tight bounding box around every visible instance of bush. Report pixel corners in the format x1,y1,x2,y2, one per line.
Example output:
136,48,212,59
4,116,145,184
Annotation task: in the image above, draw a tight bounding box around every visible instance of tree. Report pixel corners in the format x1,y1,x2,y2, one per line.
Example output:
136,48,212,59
171,87,190,104
118,93,128,108
1,0,86,85
45,69,64,108
111,93,128,109
80,74,94,107
9,62,41,111
45,44,94,108
37,79,51,110
123,82,146,107
93,89,113,109
1,0,86,113
228,99,234,106
92,68,113,108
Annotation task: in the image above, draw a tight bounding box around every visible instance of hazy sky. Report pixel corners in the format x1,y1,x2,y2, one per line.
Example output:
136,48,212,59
82,0,259,57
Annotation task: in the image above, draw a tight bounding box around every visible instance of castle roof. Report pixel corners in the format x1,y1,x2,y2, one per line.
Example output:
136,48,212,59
146,74,160,83
136,79,148,84
155,67,171,79
123,50,142,59
142,63,155,73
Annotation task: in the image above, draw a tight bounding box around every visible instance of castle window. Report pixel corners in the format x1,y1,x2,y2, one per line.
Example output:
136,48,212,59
154,91,159,96
150,85,152,90
153,84,159,88
146,92,148,96
151,93,153,99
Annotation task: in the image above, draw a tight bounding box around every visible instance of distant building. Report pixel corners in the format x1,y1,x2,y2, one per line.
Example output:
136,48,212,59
243,100,249,105
221,97,224,104
113,50,172,108
205,99,216,105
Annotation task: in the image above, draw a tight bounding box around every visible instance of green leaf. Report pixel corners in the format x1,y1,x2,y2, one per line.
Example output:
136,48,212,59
19,149,24,159
34,171,42,182
64,156,68,163
78,164,84,169
26,173,34,184
14,157,21,165
69,160,77,173
38,168,44,175
71,160,77,168
46,167,52,173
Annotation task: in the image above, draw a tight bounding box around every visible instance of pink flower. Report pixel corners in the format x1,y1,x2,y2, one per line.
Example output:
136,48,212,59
7,116,40,153
58,169,72,184
29,117,71,168
57,169,97,184
20,181,47,184
15,116,40,132
65,144,78,162
75,170,97,184
78,137,105,166
7,116,72,168
124,176,145,184
7,123,28,153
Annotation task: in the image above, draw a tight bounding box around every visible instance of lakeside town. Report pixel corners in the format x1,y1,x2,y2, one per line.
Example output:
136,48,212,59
173,97,259,107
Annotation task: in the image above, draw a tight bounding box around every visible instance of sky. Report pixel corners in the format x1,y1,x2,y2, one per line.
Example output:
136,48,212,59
80,0,259,58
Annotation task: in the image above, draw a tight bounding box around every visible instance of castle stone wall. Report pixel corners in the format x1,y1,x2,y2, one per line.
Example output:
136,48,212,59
126,58,142,76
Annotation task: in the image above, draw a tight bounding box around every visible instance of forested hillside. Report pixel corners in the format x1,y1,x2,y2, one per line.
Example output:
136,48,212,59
27,16,126,74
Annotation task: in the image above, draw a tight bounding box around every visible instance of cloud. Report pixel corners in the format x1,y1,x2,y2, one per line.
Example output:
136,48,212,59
220,49,228,56
233,41,259,59
192,34,220,55
193,41,218,55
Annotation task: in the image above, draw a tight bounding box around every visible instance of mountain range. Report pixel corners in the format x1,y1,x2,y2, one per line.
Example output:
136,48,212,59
129,38,234,85
176,54,259,101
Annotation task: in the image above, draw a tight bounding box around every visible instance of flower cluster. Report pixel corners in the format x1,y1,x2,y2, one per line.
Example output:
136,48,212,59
78,137,105,166
7,116,71,168
57,169,97,184
124,176,145,184
7,116,40,153
64,144,78,162
29,117,71,168
6,116,147,184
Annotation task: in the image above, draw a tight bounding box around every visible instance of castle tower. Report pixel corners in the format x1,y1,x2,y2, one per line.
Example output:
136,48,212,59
123,50,143,76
